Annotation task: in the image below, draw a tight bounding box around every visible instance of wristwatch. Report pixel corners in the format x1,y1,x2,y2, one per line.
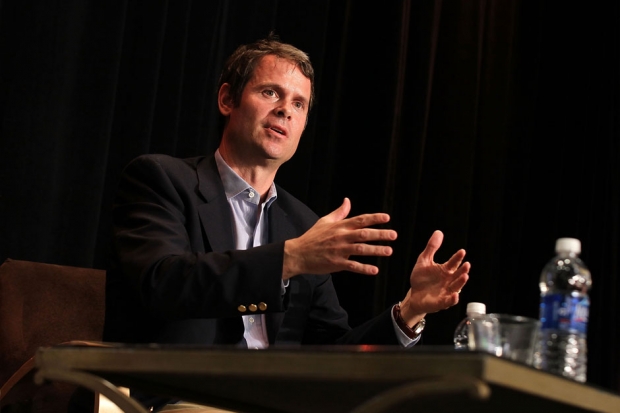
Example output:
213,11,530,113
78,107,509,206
393,302,426,339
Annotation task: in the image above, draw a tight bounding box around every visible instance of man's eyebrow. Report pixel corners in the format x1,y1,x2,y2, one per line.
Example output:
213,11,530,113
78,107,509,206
255,82,278,89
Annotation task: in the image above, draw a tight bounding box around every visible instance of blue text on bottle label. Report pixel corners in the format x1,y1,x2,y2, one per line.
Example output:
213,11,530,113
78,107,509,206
540,294,589,333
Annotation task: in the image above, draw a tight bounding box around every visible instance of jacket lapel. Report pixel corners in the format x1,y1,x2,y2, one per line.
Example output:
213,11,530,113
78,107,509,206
195,156,235,253
265,198,298,344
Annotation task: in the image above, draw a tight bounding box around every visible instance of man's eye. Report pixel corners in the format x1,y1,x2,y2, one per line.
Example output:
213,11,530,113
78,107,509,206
294,102,304,110
263,90,276,97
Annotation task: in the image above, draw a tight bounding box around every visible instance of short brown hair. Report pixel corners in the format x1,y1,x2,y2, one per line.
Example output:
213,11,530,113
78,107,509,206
218,33,315,110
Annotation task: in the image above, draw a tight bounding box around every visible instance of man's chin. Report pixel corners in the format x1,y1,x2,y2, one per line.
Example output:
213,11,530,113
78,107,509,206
262,155,292,168
261,146,295,165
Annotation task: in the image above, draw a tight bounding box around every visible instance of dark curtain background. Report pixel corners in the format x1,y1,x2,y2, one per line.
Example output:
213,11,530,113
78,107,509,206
1,0,618,393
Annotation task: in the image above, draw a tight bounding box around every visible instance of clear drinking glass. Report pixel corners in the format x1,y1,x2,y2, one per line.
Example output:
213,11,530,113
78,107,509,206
487,313,541,366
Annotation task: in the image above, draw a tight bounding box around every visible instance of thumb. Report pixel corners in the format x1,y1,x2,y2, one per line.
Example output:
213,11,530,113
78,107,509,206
418,230,444,263
325,197,351,223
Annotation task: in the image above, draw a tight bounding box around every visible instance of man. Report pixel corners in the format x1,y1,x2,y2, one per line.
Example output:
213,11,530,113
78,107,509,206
102,34,469,412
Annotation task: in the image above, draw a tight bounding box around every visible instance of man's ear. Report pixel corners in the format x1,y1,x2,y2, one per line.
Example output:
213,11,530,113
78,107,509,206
218,83,234,116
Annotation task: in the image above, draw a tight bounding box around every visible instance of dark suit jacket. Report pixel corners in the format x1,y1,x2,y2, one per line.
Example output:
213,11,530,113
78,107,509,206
103,154,399,348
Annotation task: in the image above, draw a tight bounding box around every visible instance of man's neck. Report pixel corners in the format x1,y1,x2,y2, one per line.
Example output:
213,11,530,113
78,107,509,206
217,146,278,201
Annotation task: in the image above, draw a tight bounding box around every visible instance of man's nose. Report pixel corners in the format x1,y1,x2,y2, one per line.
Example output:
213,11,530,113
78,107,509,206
274,104,291,118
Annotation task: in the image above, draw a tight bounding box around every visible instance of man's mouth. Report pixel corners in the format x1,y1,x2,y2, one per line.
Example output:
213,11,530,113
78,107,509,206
268,126,285,136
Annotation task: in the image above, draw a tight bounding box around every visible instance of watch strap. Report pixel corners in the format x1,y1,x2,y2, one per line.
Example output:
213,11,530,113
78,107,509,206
393,302,425,339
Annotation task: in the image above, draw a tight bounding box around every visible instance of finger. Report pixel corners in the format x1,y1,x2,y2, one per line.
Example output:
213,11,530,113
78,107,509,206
447,271,469,294
324,197,351,223
418,230,444,263
455,261,471,276
348,227,397,243
340,197,351,218
444,249,467,272
438,292,460,311
341,260,380,276
347,212,391,229
447,292,460,307
348,243,394,257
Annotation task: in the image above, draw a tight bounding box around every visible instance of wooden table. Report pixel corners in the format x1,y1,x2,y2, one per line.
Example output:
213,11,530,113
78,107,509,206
33,343,620,413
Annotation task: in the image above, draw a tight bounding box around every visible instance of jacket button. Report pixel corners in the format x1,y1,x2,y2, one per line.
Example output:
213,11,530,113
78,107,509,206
259,302,267,311
237,305,247,313
249,304,258,312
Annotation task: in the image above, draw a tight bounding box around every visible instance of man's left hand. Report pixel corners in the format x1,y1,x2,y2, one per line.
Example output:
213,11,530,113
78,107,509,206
399,230,470,324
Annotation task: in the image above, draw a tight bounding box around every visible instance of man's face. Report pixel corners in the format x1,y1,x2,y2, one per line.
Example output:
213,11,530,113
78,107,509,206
219,54,311,168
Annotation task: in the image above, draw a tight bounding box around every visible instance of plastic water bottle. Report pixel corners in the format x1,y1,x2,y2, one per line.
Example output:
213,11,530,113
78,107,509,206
454,302,495,351
535,238,592,382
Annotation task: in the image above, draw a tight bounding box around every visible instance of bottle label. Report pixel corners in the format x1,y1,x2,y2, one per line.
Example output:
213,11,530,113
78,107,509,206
540,293,589,333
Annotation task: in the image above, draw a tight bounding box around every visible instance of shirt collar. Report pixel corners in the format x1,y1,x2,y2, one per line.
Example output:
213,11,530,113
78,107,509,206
214,149,278,204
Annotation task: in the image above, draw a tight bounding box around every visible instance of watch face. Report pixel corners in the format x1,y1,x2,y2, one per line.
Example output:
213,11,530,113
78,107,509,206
414,319,426,335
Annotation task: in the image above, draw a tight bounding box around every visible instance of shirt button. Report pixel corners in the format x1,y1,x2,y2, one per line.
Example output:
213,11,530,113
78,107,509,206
248,191,255,198
249,317,254,323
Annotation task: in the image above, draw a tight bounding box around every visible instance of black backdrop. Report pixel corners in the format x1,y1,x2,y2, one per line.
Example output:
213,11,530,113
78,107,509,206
1,0,619,392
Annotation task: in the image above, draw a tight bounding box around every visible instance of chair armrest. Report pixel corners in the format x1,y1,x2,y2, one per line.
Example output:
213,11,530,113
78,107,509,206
0,356,36,407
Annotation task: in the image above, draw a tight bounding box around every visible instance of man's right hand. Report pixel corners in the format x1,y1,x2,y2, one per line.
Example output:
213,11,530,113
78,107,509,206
282,197,397,279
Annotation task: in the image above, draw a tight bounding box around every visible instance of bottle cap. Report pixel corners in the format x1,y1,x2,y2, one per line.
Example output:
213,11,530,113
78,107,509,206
466,302,486,315
555,238,581,254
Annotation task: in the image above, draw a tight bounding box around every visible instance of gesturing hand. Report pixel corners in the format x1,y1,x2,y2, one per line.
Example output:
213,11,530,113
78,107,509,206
283,198,397,279
399,230,470,322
